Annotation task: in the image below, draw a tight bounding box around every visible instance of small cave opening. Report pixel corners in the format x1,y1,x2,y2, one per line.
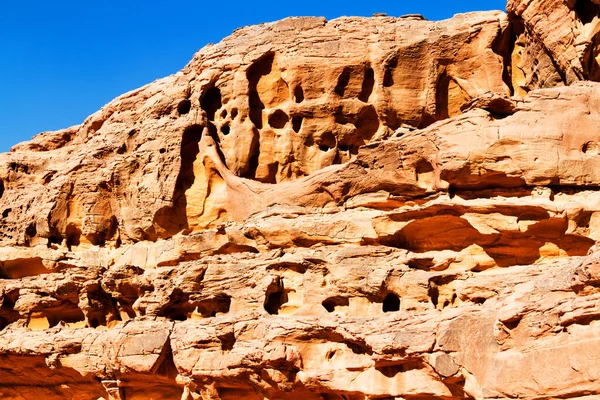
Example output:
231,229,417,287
428,281,440,308
231,108,239,119
241,128,262,181
382,293,401,313
29,305,86,330
294,85,305,103
576,0,600,24
247,52,276,129
157,289,192,321
177,99,192,115
292,116,303,133
0,180,4,200
335,67,352,97
383,55,398,87
195,294,232,318
65,223,82,251
322,297,350,313
178,125,203,188
200,86,222,121
1,289,21,329
264,290,289,315
2,208,11,218
436,72,452,120
317,131,337,153
219,331,236,351
25,222,37,240
221,123,230,136
264,279,289,315
268,110,289,129
359,66,375,102
583,141,599,154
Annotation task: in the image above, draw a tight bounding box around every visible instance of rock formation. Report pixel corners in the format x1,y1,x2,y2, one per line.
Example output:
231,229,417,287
2,1,600,399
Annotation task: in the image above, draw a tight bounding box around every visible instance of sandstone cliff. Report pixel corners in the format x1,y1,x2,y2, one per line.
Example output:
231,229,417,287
2,1,600,399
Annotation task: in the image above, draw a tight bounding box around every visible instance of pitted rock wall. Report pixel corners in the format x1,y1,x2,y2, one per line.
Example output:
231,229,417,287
2,3,600,399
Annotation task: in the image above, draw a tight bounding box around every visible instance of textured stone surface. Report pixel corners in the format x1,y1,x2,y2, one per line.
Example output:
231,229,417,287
2,3,600,399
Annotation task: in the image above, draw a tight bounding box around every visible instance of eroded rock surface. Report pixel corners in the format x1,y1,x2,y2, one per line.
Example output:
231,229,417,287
2,3,600,399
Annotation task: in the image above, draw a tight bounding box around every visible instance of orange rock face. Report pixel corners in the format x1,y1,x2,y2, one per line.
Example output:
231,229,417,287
2,2,600,399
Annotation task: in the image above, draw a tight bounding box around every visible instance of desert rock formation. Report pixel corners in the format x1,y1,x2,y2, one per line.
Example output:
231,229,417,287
2,1,600,399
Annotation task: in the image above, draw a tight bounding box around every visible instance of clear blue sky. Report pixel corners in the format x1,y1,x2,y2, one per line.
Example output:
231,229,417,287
0,0,506,152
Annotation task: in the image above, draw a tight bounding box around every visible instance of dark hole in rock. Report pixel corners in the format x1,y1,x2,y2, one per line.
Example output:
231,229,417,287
359,66,375,102
219,331,236,351
317,131,337,152
376,362,421,378
292,116,303,133
448,185,456,199
47,224,64,248
221,109,228,119
416,159,435,178
25,223,37,239
2,209,11,218
157,289,192,321
159,148,166,154
268,110,289,129
247,52,275,129
335,67,352,97
264,289,288,315
116,144,127,154
195,294,232,318
582,141,599,154
221,124,230,136
428,281,440,307
9,162,29,174
576,0,600,24
503,318,521,330
382,293,400,312
178,125,204,191
231,108,239,119
383,55,398,87
201,86,222,121
436,72,452,120
2,290,19,310
294,85,305,103
322,297,350,313
177,99,192,115
0,181,4,199
65,223,82,251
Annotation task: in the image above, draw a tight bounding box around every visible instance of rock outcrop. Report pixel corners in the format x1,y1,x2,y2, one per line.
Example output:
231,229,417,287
2,2,600,399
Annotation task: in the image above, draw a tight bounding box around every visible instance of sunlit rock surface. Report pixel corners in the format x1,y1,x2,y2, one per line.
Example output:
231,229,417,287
3,2,600,399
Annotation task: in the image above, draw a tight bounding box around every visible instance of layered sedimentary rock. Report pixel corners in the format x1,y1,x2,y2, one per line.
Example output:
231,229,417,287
3,2,600,399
